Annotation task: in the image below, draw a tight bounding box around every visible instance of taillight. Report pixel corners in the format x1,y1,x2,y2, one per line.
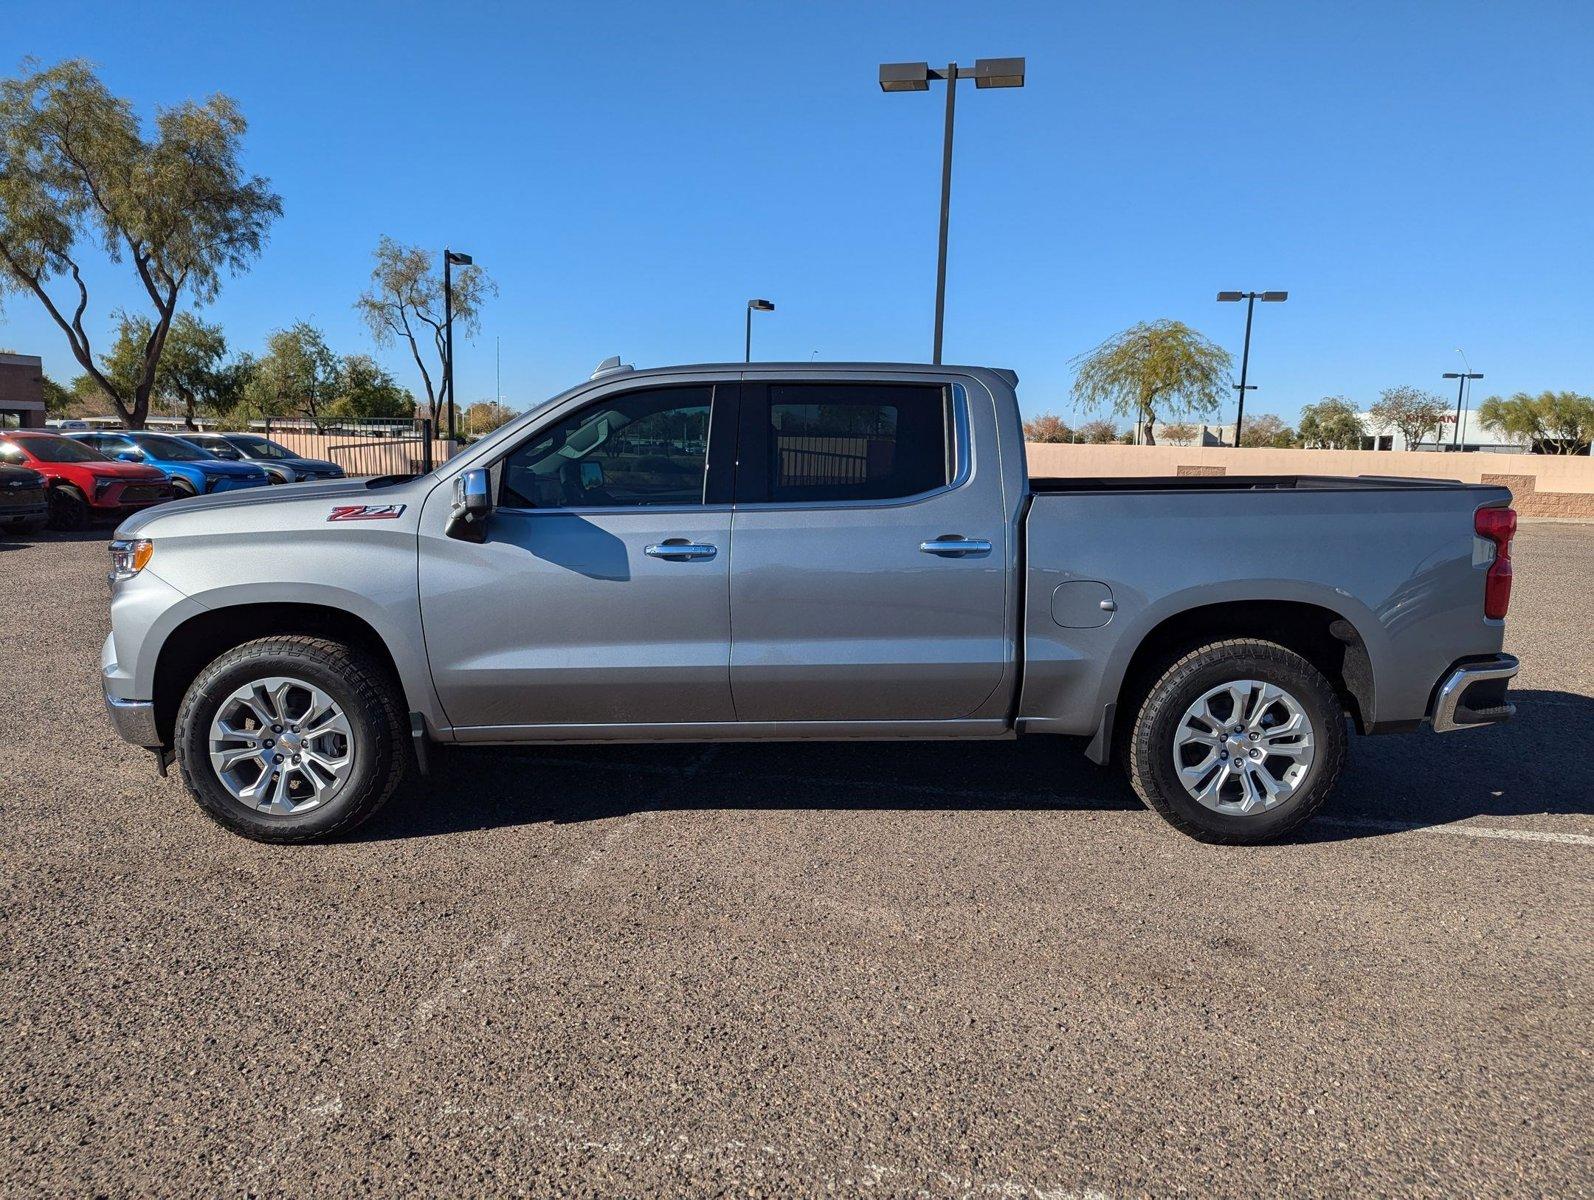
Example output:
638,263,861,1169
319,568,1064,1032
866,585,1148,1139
1475,506,1515,620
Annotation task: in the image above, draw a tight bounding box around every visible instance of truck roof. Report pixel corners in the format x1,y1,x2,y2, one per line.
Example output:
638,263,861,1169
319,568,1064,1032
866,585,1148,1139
588,360,1018,388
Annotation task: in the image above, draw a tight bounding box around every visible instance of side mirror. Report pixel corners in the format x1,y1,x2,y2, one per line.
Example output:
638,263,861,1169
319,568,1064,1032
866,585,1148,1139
446,467,492,543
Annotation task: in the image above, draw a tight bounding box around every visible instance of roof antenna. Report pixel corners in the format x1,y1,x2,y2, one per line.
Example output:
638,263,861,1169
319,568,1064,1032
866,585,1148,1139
590,356,635,381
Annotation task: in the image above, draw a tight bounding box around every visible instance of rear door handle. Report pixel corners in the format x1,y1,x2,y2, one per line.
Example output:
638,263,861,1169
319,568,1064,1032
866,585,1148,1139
919,536,993,557
645,540,718,561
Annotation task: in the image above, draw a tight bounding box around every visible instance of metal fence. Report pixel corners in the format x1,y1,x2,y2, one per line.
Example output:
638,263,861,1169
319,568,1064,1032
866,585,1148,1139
256,417,444,477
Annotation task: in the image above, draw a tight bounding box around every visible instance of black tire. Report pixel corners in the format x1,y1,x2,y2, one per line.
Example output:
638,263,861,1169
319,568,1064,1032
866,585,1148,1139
1126,639,1347,844
48,485,90,531
170,478,197,500
174,635,408,842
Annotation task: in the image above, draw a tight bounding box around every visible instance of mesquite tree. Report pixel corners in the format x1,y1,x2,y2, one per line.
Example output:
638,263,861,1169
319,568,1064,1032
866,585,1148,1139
1070,320,1231,445
0,59,281,427
355,236,495,414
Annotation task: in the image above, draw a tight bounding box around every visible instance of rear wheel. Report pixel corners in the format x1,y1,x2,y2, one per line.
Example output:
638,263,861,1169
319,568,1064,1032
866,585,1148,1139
174,636,408,842
48,485,90,531
1127,639,1346,844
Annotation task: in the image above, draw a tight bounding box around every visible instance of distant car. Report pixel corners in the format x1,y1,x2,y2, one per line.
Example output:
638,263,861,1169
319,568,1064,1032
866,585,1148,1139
0,431,171,530
47,418,91,432
67,431,271,498
180,432,346,484
0,460,49,534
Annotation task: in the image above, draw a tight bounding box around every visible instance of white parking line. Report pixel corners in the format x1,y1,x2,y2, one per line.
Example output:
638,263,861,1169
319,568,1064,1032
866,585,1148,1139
1318,816,1594,845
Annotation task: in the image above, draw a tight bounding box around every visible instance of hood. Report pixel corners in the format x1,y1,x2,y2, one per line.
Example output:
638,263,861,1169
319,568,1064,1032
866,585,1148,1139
84,461,166,481
193,458,271,477
1,464,45,486
280,456,342,473
116,474,413,536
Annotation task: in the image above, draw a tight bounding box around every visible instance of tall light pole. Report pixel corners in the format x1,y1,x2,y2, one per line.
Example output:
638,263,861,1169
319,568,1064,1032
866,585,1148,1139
1216,290,1287,445
1443,366,1484,451
745,298,775,362
443,249,473,442
880,57,1025,364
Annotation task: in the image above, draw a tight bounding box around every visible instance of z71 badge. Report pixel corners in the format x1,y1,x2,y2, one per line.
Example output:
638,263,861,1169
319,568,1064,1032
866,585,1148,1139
327,504,407,522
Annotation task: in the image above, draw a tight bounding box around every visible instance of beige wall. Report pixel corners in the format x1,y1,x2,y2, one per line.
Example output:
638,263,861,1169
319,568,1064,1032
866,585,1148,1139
1024,444,1594,518
266,432,460,477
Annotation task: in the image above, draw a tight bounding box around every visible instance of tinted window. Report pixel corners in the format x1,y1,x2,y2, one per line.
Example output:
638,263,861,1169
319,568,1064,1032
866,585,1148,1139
11,436,106,463
132,434,210,461
501,386,713,508
229,436,297,460
763,383,949,502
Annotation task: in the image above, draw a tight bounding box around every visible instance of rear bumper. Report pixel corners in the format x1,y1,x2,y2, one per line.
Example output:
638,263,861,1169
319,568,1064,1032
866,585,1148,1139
1430,654,1519,733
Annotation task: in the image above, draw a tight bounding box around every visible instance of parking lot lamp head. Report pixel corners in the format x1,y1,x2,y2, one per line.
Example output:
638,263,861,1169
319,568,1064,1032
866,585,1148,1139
745,299,775,362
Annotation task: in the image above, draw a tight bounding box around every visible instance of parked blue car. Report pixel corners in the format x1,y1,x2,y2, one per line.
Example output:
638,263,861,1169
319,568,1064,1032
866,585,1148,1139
68,431,272,498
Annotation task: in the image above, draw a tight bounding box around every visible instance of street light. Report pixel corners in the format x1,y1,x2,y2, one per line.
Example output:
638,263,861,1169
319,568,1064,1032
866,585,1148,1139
879,56,1025,364
745,298,775,362
1442,368,1484,451
443,249,473,443
1216,290,1288,445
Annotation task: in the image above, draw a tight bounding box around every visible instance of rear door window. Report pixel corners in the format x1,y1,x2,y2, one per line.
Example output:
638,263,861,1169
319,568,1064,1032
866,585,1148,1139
740,382,952,503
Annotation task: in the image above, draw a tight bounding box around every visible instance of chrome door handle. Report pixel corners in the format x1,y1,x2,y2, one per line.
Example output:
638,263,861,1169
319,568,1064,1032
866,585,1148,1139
645,541,717,561
919,536,993,557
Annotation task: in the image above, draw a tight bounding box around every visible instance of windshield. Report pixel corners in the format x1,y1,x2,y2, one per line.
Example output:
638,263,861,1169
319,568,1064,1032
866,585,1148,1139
7,436,108,463
228,435,298,460
131,433,212,461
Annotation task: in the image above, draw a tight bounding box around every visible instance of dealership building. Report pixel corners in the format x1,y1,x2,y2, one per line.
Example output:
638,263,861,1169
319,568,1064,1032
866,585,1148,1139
0,353,47,430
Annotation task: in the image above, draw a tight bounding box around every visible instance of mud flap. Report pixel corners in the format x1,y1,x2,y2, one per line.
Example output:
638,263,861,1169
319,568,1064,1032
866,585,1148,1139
410,712,431,776
1084,702,1116,766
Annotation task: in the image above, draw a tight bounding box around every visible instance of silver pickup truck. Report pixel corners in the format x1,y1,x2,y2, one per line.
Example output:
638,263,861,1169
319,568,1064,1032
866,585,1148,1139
100,361,1519,844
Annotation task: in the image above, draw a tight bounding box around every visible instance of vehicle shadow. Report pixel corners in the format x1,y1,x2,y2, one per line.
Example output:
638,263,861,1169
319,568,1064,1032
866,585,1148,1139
354,689,1592,844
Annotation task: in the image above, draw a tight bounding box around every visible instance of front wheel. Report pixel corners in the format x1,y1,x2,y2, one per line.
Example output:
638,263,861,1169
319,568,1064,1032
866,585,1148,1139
1127,639,1347,844
174,635,408,842
48,486,90,531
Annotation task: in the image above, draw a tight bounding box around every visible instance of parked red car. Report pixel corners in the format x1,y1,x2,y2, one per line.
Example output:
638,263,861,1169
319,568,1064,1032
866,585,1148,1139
0,431,171,529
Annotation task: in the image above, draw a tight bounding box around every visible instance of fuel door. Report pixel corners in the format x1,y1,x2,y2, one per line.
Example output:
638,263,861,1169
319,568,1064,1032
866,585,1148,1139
1051,580,1116,629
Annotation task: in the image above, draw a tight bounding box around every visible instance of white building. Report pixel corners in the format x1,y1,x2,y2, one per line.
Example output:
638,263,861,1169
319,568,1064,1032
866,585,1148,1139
1356,408,1530,453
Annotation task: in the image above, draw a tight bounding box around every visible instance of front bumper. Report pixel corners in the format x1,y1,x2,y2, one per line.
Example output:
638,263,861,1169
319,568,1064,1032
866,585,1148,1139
104,692,162,747
1430,654,1519,733
2,494,48,521
205,475,270,494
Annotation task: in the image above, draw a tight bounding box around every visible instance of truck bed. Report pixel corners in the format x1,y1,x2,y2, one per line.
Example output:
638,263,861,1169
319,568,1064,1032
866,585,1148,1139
1028,474,1486,494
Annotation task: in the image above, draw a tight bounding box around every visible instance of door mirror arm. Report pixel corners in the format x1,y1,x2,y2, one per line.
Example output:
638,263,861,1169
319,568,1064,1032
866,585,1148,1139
446,468,492,543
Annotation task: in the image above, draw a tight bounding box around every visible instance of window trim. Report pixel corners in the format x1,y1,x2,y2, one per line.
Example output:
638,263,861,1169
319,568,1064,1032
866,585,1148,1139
492,382,732,513
732,380,969,512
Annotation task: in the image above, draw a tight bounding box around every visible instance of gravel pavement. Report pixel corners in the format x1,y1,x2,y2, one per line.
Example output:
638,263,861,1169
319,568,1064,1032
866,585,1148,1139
2,523,1590,1198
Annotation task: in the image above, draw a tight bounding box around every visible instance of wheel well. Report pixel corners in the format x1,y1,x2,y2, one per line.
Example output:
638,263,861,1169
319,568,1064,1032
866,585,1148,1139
1113,601,1374,750
152,603,407,746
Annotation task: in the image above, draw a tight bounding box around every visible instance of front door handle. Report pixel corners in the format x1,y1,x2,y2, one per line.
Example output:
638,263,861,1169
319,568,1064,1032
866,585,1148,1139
645,540,718,562
919,536,993,557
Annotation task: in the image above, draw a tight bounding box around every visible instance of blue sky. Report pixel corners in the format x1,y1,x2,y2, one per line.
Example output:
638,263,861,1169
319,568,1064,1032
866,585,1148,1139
3,0,1591,424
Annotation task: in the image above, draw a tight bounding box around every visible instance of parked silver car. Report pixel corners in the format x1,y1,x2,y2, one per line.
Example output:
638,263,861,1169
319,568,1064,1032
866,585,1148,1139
100,362,1518,843
179,432,345,484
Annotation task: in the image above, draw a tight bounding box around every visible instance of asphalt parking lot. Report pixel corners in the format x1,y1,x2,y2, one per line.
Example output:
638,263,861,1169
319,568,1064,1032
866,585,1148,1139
2,524,1590,1198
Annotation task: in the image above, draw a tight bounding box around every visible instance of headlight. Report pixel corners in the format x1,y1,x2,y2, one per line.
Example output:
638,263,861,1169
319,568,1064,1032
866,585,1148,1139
108,538,153,585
